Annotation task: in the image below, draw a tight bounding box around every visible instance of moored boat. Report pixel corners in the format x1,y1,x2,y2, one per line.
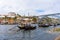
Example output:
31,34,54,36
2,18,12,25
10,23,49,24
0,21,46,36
38,24,49,27
24,24,36,30
17,24,36,30
17,24,25,29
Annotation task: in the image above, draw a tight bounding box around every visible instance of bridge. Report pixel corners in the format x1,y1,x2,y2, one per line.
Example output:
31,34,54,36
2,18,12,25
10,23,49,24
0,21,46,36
39,13,60,17
38,13,60,19
37,13,60,25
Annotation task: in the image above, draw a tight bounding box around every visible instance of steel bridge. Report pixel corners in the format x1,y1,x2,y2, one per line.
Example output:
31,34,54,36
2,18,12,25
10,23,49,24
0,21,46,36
38,13,60,25
38,13,60,18
40,13,60,16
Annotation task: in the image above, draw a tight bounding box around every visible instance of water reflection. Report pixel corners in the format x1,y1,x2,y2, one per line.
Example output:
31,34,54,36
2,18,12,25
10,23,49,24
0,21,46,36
22,30,32,40
0,25,59,40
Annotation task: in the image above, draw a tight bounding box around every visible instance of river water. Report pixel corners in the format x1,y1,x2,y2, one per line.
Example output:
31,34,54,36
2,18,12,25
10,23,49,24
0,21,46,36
0,24,60,40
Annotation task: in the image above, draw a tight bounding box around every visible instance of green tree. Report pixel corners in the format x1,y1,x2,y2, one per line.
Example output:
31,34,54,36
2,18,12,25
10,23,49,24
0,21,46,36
32,17,37,23
17,14,21,17
4,16,8,22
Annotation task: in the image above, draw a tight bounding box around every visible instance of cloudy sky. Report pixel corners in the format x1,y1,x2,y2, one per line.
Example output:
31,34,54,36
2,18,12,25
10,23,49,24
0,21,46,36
0,0,60,16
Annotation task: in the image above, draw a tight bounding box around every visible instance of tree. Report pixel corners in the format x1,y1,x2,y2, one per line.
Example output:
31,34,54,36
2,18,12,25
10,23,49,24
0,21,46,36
32,17,37,23
17,14,21,17
4,16,8,22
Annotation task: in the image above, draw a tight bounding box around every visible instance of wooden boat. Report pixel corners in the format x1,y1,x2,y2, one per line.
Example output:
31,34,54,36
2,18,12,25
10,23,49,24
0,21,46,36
17,24,25,29
39,24,49,27
24,25,36,30
17,24,36,30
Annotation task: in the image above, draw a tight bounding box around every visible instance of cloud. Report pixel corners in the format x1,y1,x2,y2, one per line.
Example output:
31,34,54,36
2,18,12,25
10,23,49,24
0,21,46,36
0,0,60,16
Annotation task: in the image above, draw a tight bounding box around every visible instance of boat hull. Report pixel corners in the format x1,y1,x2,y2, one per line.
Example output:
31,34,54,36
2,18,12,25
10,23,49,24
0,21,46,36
39,24,49,27
17,25,36,30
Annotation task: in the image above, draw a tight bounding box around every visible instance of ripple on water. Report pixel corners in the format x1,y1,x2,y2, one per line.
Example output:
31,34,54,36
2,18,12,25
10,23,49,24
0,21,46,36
0,25,59,40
